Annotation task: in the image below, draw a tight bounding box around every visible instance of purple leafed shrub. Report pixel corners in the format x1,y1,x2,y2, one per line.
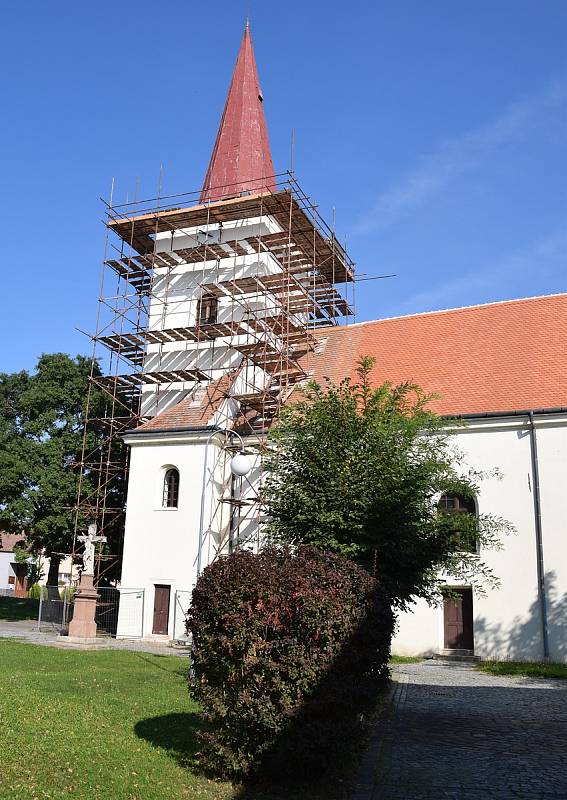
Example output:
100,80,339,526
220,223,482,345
187,546,393,780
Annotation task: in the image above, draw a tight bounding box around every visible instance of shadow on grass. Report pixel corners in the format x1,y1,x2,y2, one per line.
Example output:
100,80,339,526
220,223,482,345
134,712,203,770
0,597,39,622
132,651,189,677
132,636,392,800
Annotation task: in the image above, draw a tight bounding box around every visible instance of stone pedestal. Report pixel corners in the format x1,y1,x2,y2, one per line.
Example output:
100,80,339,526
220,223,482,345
68,573,99,639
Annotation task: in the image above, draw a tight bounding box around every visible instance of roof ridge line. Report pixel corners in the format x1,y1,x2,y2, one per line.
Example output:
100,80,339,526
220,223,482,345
339,292,567,329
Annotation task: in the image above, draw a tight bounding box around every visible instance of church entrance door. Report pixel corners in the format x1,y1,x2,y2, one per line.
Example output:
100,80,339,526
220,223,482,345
152,584,171,635
443,588,474,650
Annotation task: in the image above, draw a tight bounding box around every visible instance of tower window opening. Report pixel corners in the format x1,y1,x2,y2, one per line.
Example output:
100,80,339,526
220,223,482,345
198,294,218,325
163,468,180,508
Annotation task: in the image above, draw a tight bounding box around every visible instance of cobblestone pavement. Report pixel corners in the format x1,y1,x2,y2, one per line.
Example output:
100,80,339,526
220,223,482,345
356,660,567,800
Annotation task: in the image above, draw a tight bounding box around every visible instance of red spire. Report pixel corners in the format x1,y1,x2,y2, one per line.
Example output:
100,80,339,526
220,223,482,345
200,23,276,203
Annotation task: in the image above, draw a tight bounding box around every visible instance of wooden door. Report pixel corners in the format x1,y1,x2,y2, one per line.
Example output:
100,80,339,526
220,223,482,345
443,588,473,650
152,585,170,635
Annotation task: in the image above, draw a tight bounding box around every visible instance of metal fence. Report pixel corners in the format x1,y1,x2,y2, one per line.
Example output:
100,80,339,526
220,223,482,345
37,586,74,632
115,588,145,638
172,590,192,642
37,586,144,638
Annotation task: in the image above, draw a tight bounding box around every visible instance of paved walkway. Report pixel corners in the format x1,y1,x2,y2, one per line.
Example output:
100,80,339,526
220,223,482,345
0,618,189,656
354,660,567,800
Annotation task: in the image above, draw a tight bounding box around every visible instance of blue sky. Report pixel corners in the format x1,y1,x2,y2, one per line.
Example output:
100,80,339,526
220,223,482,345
1,1,565,372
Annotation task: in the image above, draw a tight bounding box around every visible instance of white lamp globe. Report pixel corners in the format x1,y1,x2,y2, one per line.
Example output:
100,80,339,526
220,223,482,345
230,452,252,477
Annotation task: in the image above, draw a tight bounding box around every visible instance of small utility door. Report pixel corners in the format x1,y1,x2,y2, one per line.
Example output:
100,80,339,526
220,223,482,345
443,588,474,650
152,584,171,635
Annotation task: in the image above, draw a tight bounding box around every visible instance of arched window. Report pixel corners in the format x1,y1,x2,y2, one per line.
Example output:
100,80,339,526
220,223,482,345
438,494,476,515
162,468,180,508
438,493,477,553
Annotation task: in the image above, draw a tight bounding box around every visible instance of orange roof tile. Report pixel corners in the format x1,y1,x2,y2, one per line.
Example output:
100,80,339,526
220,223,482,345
134,374,233,433
304,294,567,416
131,295,567,433
0,532,26,552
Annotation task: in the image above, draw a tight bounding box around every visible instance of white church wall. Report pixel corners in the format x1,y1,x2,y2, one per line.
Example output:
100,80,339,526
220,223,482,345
392,414,567,663
117,430,230,638
119,407,566,657
535,421,567,663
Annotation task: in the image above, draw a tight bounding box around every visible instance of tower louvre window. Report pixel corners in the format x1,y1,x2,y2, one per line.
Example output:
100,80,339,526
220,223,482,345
197,294,218,325
163,468,180,509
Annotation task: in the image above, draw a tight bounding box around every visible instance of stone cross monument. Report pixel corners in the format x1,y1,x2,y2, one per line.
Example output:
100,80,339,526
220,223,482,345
68,524,107,640
78,524,106,575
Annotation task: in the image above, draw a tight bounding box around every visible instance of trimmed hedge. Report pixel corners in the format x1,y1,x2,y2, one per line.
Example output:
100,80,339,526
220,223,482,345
187,546,393,780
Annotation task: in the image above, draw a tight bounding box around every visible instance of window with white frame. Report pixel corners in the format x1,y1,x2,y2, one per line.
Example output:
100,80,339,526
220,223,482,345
162,468,180,508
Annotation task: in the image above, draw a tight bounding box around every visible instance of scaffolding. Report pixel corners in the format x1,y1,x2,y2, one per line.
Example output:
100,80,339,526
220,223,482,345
73,173,355,581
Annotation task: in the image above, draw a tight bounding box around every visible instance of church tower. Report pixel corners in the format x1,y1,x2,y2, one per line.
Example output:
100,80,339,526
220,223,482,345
79,24,354,630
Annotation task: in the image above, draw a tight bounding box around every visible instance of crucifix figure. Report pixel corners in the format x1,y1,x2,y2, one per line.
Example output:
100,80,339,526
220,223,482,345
78,524,107,576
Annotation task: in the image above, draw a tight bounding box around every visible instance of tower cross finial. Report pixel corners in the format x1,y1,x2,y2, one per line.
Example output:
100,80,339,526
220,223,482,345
200,24,275,203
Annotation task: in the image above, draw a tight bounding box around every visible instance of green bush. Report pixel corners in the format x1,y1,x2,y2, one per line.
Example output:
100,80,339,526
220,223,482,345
187,546,393,780
27,584,42,600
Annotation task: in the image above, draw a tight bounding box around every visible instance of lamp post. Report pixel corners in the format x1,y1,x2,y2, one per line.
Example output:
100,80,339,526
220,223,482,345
196,428,252,577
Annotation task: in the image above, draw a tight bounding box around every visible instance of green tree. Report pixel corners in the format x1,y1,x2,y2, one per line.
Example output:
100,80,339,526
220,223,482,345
13,543,45,587
0,353,121,586
264,357,513,609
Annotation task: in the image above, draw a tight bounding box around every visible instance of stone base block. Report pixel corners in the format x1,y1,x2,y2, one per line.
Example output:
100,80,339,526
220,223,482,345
68,574,99,640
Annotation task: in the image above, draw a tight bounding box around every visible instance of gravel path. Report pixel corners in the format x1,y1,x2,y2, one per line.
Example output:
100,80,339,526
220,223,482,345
0,618,189,656
354,660,567,800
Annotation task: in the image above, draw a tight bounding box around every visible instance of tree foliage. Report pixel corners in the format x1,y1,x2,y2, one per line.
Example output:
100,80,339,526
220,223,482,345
264,357,513,609
0,353,122,583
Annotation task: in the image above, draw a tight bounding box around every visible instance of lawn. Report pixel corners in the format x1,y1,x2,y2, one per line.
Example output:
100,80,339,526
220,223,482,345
0,596,39,621
477,660,567,680
0,640,233,800
389,654,422,664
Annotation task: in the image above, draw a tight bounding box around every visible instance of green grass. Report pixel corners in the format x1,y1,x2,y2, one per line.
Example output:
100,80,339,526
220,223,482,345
477,660,567,680
0,596,38,621
389,654,423,664
0,640,233,800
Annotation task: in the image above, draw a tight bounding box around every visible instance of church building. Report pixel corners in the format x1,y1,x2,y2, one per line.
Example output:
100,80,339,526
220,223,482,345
114,24,567,663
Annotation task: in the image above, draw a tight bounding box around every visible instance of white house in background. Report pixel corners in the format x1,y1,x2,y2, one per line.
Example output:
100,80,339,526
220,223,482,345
0,532,77,595
0,533,25,596
116,24,567,662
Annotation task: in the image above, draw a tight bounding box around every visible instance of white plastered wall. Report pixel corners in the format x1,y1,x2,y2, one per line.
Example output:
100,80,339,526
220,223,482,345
117,427,262,639
141,214,290,417
392,414,567,663
118,431,220,638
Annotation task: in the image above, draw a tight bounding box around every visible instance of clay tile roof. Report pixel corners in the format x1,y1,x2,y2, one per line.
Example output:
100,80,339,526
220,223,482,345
200,23,276,203
134,373,233,433
304,294,567,416
0,532,26,552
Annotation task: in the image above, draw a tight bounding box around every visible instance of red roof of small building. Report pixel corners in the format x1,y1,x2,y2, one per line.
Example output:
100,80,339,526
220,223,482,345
200,23,276,203
305,294,567,416
134,374,233,432
0,532,26,552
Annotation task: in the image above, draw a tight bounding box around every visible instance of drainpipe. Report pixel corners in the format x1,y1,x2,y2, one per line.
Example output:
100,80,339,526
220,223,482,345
528,411,549,661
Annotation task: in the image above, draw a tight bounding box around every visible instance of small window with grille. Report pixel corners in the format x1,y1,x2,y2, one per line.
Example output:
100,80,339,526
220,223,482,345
163,468,180,509
438,493,477,553
197,294,218,325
